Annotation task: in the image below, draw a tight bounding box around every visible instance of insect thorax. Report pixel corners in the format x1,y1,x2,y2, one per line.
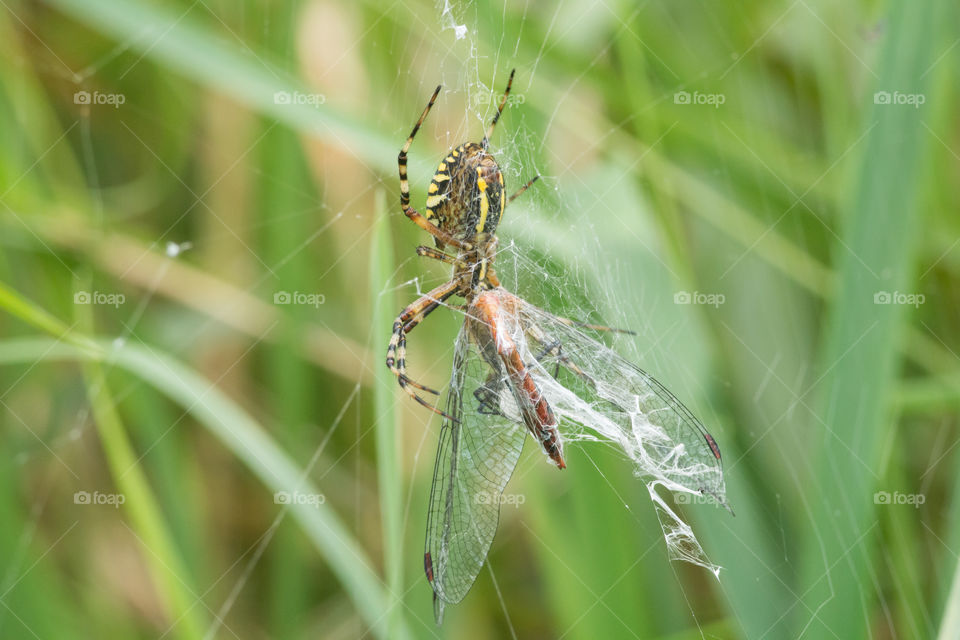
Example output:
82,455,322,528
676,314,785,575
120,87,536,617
425,142,505,248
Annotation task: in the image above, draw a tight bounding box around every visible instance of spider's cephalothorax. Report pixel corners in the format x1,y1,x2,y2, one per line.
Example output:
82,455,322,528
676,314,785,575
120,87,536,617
387,69,539,419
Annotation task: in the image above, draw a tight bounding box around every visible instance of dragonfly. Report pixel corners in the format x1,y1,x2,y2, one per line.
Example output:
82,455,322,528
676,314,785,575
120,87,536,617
386,70,729,623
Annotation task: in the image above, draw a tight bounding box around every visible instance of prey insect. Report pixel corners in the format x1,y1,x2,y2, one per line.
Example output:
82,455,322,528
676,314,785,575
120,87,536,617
386,70,729,623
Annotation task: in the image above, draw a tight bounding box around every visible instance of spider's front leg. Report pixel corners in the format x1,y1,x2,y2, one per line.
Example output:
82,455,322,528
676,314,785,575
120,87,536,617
386,280,460,421
398,86,472,252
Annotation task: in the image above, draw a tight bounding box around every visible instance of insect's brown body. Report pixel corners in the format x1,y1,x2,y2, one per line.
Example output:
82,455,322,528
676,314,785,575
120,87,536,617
469,289,565,467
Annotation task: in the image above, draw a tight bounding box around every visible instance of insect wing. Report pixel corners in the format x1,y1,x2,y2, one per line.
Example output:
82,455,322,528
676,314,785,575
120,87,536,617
510,294,727,505
424,322,527,621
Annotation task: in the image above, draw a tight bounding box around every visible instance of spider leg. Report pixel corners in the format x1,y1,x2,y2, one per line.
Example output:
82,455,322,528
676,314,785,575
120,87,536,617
526,324,590,381
482,69,515,149
473,374,505,416
399,86,472,251
532,339,563,378
395,331,437,393
386,280,461,420
549,314,635,335
416,245,459,266
507,175,540,204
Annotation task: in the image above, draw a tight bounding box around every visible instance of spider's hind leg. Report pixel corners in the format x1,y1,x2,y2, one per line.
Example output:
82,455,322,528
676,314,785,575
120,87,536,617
473,374,506,417
526,325,591,383
386,280,461,421
532,339,563,378
550,314,635,335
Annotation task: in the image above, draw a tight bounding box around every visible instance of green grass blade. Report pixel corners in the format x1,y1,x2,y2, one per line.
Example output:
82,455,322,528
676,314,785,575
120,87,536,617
0,281,95,353
939,543,960,640
46,0,395,169
255,95,319,639
0,280,205,637
0,335,412,640
82,362,207,640
798,1,945,637
42,0,960,389
0,281,410,639
369,190,405,635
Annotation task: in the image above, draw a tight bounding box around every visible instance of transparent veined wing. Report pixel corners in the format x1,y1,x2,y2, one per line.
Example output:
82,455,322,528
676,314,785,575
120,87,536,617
424,318,528,622
424,287,730,621
495,288,728,508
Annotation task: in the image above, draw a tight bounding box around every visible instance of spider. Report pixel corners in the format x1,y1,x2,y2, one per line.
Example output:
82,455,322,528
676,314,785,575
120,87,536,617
385,70,541,421
385,73,728,622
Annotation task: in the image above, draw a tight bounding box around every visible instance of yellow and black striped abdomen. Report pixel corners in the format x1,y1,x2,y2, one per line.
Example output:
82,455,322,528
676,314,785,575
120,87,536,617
424,146,462,229
425,143,505,248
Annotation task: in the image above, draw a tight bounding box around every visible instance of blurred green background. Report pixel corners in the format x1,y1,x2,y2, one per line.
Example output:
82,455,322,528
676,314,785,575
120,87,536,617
1,0,958,638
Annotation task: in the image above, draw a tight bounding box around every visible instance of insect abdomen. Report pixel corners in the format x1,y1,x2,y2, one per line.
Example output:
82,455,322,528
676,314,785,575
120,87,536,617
469,291,565,468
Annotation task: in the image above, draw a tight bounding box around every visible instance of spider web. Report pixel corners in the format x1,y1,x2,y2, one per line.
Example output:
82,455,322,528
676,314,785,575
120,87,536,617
488,244,727,575
390,0,732,604
392,4,939,638
18,0,934,638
